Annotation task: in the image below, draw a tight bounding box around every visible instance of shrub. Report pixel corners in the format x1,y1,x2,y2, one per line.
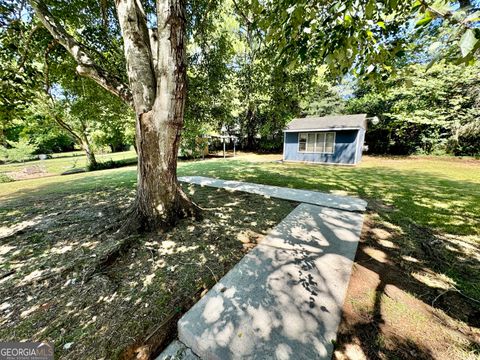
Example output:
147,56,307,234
0,139,37,163
0,173,14,183
87,157,137,171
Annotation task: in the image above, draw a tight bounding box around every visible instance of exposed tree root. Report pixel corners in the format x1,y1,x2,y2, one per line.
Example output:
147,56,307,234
82,234,140,282
0,269,16,280
118,193,203,235
83,199,201,283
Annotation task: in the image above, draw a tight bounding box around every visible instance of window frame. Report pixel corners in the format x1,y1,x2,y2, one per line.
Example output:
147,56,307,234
298,133,307,152
297,131,336,154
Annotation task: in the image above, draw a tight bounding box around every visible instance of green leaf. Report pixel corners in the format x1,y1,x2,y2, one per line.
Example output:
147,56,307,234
412,0,422,11
365,0,375,19
390,0,398,8
286,58,297,70
377,21,386,30
430,0,453,14
416,16,433,27
459,29,478,58
428,41,442,55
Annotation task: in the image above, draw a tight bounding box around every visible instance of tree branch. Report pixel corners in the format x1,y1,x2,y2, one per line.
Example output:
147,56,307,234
18,24,40,70
43,40,83,144
419,0,477,29
28,0,133,106
115,0,156,113
232,0,253,25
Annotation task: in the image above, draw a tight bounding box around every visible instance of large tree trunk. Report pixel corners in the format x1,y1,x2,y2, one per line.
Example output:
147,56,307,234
30,0,199,231
134,109,194,230
116,0,199,231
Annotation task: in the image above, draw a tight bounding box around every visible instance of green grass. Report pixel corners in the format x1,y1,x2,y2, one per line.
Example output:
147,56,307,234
1,155,478,237
180,155,480,305
1,155,479,294
178,156,480,237
0,174,294,358
0,166,137,199
0,150,137,175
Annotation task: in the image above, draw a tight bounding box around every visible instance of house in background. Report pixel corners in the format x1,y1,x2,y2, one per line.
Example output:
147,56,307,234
283,114,367,165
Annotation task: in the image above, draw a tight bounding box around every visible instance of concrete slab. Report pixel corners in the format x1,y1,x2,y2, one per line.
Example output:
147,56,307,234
156,340,199,360
178,204,364,360
179,176,367,213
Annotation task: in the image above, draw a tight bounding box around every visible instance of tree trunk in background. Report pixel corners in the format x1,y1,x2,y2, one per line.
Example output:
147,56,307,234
116,0,199,231
49,112,99,170
81,137,97,169
245,108,256,150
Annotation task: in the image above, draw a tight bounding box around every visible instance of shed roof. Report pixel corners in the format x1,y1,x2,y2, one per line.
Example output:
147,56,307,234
284,114,367,132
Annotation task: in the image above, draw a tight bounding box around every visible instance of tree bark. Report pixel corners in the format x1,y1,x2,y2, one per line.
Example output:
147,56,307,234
116,0,199,231
81,137,98,169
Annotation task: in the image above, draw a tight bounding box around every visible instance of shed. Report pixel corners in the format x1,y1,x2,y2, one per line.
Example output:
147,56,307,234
283,114,367,165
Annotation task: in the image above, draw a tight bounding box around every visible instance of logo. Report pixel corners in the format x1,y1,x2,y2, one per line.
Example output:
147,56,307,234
0,342,54,360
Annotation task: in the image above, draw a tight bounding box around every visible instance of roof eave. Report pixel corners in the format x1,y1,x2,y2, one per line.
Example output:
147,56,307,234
283,127,364,132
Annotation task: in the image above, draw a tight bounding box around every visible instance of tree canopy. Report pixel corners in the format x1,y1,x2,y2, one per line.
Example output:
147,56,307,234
348,62,480,155
260,0,480,78
2,0,479,157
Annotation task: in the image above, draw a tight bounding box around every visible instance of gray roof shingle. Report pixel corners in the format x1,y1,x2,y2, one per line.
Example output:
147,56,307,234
285,114,367,131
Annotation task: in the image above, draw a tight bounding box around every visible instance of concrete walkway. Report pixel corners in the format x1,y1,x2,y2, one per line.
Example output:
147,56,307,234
157,340,199,360
179,176,367,212
158,177,365,360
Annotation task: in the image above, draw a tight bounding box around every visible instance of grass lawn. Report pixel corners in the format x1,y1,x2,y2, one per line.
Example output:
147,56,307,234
0,154,479,359
0,150,137,177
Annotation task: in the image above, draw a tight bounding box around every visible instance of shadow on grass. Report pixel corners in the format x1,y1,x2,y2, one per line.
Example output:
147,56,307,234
179,160,479,236
335,215,480,359
0,173,295,359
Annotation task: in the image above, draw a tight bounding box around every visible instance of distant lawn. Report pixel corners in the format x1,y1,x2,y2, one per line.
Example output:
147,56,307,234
1,155,479,359
1,154,478,237
0,150,137,176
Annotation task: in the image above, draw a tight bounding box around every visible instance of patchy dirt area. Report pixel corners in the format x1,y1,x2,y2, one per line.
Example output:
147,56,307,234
334,208,480,360
4,165,50,181
0,183,295,359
